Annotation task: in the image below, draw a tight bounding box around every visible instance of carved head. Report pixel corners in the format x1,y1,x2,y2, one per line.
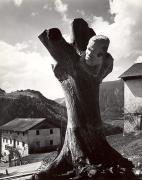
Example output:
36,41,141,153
85,35,110,66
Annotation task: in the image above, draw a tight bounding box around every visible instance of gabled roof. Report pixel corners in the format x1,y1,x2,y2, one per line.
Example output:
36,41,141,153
119,63,142,79
0,118,46,132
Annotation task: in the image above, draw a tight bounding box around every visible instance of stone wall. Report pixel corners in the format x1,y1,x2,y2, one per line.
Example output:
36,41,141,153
123,114,142,135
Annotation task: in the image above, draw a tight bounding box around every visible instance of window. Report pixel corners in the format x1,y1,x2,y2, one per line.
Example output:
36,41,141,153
3,138,5,143
17,132,19,135
50,140,53,145
22,142,25,147
10,139,12,144
23,132,25,136
50,129,53,134
36,130,40,135
17,141,19,145
6,138,8,143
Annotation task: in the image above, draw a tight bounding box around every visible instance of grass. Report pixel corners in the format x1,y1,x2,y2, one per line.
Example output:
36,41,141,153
22,130,142,167
35,131,142,171
107,132,142,165
21,151,57,164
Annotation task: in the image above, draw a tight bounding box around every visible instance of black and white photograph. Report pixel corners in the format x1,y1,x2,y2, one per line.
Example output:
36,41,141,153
0,0,142,179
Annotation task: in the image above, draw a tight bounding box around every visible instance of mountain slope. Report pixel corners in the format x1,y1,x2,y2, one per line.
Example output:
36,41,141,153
99,80,124,120
0,89,67,128
56,80,124,120
0,88,5,95
0,85,123,137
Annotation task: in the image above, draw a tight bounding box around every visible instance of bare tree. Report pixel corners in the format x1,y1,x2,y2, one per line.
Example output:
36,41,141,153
32,18,133,180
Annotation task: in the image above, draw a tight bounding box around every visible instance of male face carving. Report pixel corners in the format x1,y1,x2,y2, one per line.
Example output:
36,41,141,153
85,35,110,66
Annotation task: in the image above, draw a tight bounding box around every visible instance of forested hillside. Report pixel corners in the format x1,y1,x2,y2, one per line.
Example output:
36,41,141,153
0,85,123,136
100,80,124,120
56,80,124,120
0,89,67,128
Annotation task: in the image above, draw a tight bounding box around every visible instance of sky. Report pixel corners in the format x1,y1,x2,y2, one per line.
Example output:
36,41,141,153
0,0,142,99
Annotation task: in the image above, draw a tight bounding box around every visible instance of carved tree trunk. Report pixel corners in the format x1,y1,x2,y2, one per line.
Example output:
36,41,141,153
32,19,133,180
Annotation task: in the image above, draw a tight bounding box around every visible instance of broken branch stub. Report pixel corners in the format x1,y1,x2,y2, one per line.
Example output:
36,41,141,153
72,18,96,53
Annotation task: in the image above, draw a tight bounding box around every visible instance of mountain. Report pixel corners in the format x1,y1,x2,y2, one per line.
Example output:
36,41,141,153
99,80,124,120
55,97,66,107
0,89,67,130
0,84,123,137
55,80,124,121
0,88,5,95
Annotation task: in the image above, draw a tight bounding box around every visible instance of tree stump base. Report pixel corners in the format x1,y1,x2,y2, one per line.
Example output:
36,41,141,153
31,157,136,180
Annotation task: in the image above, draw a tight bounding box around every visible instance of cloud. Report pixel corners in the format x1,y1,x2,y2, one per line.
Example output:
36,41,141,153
76,9,85,16
54,0,70,23
13,0,23,6
104,65,124,81
31,12,39,17
54,0,68,13
43,4,52,10
90,0,142,80
15,42,29,51
0,0,23,7
135,56,142,63
0,41,64,99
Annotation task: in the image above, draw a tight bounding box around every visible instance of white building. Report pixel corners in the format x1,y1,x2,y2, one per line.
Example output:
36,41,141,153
120,63,142,135
0,118,61,160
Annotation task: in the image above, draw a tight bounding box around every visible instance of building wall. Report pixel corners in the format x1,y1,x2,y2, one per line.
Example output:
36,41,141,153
1,128,61,158
0,130,2,157
124,78,142,134
124,79,142,113
1,130,29,159
28,128,61,153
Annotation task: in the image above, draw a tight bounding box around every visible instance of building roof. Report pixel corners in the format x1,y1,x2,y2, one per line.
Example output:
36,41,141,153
119,63,142,79
0,118,46,132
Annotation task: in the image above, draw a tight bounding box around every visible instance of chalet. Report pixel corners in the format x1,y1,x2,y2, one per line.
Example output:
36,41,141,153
120,63,142,135
0,118,61,160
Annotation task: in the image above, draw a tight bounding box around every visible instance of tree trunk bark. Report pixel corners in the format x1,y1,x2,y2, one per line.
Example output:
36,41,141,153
32,19,134,180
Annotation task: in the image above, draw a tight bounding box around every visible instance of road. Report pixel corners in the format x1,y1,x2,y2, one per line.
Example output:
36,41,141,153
0,161,41,179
